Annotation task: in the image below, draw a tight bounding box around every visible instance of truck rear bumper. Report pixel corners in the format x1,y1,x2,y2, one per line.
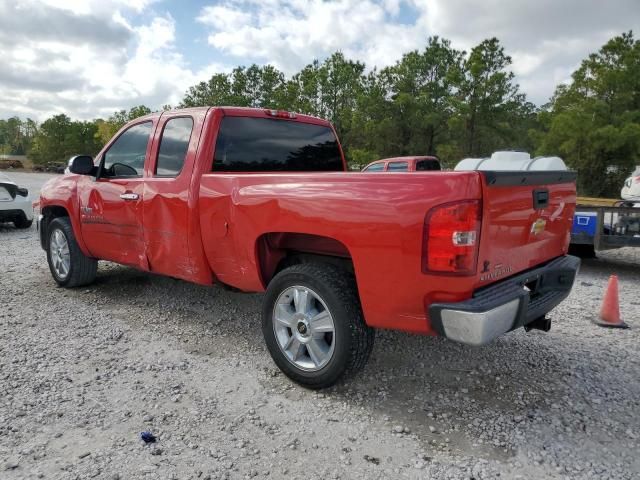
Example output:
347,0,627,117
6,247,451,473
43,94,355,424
428,255,580,346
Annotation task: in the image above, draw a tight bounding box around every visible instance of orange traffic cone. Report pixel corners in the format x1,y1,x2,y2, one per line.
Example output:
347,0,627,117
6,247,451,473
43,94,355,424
593,275,628,328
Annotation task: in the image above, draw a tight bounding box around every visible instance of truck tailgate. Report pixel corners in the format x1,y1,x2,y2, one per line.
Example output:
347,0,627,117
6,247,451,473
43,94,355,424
476,171,577,286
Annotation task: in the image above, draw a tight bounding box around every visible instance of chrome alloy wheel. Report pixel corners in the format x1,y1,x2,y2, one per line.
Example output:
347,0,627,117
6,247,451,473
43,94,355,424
49,229,70,280
272,286,336,371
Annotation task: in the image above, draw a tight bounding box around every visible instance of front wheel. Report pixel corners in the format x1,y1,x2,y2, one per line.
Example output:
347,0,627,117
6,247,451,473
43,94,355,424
46,217,97,287
262,263,375,389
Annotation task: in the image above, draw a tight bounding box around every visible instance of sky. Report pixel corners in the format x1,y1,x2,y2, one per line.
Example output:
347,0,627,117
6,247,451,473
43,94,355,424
1,0,639,121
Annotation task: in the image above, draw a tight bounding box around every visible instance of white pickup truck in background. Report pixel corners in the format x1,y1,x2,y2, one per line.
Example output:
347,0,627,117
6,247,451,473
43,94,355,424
621,166,640,204
0,172,33,229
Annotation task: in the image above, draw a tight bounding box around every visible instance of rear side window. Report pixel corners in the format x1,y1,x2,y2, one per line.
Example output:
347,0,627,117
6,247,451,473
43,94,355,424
103,122,152,177
387,162,408,171
416,159,441,171
213,117,343,172
156,117,194,177
363,163,384,172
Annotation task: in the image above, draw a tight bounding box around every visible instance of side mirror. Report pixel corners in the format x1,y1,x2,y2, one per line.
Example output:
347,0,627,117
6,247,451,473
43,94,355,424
69,155,94,175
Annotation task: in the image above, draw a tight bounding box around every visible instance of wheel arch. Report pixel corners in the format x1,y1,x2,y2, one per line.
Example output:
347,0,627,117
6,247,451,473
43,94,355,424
40,205,70,250
255,232,355,288
40,204,90,258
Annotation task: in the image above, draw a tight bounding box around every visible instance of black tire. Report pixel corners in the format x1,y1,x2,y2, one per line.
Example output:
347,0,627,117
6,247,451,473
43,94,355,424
262,263,375,389
13,216,33,229
46,217,97,287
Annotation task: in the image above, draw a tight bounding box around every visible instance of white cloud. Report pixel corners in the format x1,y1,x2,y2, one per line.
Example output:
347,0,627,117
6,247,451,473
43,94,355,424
0,1,215,120
38,0,159,15
197,5,253,30
197,0,640,104
382,0,402,16
2,0,639,121
198,0,427,73
416,0,640,101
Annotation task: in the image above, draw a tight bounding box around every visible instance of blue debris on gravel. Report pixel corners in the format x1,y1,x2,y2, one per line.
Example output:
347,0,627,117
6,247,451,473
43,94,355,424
140,431,157,444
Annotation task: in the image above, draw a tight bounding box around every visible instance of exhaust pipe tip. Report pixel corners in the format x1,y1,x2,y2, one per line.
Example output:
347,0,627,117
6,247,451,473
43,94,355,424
525,316,552,333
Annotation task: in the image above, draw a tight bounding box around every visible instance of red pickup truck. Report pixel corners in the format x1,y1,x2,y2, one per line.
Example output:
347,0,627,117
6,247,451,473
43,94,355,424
38,107,580,388
362,155,441,172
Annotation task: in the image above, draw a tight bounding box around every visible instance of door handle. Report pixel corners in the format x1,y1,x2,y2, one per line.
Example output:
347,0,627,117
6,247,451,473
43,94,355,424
120,192,139,201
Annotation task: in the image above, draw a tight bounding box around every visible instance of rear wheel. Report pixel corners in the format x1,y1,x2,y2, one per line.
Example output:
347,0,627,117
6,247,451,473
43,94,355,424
46,217,97,287
262,263,375,389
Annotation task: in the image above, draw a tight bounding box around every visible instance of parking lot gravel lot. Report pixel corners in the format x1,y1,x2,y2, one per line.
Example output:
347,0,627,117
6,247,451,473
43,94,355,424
1,173,639,479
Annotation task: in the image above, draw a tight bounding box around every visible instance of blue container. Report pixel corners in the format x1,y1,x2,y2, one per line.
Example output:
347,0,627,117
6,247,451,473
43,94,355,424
572,211,597,237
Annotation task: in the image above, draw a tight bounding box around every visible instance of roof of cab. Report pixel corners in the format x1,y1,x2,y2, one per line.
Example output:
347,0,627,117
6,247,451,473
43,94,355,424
381,156,439,162
136,106,331,127
364,155,440,168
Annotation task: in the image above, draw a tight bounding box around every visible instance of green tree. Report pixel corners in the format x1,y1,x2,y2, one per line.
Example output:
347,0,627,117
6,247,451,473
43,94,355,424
94,118,118,147
181,73,236,107
29,114,101,164
241,65,287,108
318,52,366,137
381,37,464,160
95,105,152,146
452,38,530,157
0,117,36,155
29,114,73,163
181,65,287,108
347,69,394,166
13,33,638,182
537,32,640,196
286,61,325,116
286,53,366,162
127,105,152,120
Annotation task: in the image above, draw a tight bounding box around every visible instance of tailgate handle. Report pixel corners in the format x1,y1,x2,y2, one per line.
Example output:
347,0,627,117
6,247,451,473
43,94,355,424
533,189,549,209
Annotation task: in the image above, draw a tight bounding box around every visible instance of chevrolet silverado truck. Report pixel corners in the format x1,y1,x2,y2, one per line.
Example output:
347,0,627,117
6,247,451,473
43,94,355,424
38,107,580,388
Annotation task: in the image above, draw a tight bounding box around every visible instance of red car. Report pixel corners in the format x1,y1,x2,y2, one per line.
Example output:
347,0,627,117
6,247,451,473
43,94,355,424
362,155,441,172
38,107,579,388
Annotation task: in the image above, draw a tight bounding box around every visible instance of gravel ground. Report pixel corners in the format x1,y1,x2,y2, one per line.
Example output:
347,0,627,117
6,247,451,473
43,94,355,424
1,173,640,479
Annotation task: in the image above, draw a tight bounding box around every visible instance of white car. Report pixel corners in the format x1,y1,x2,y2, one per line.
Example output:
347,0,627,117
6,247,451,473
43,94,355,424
621,166,640,203
0,172,34,229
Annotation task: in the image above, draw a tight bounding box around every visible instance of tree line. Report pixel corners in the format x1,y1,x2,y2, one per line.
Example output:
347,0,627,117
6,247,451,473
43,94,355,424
1,32,638,197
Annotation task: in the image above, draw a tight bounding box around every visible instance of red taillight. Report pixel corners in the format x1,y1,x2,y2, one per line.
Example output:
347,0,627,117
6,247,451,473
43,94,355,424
423,200,481,275
634,176,640,184
264,109,297,119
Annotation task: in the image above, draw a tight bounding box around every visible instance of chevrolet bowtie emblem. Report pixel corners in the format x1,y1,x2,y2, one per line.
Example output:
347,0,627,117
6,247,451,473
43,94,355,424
531,218,546,235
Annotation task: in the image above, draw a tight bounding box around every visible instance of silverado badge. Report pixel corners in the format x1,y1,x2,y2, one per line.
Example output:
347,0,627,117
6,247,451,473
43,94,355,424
530,218,546,235
480,264,514,282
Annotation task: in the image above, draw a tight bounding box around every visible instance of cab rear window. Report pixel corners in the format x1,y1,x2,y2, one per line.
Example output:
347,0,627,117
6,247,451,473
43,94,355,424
387,162,408,171
416,159,441,171
363,163,384,172
213,117,343,172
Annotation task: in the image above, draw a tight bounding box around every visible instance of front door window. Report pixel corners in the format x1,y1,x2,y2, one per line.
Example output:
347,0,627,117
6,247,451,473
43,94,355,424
102,122,152,177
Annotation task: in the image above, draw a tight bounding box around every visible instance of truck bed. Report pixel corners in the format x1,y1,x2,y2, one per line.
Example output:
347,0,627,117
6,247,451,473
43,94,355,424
198,169,577,334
